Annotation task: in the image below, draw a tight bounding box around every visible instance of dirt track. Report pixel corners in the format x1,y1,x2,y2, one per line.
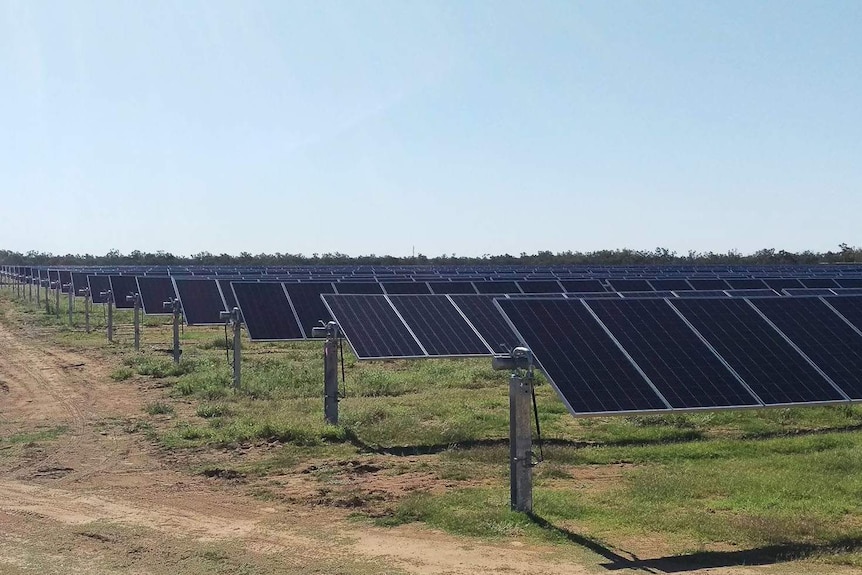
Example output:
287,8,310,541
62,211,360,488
0,319,853,574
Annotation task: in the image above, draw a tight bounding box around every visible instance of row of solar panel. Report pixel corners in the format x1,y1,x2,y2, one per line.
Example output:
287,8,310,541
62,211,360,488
10,268,862,290
496,296,862,416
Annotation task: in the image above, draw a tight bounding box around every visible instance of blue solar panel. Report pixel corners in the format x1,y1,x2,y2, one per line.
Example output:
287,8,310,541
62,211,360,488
388,295,491,356
136,277,177,315
232,282,304,341
688,278,731,290
109,276,141,309
449,295,520,354
648,278,692,291
607,279,654,292
559,279,607,293
496,298,669,415
283,282,335,337
726,289,778,298
674,290,728,298
517,280,564,294
426,281,477,295
173,279,227,325
752,297,862,400
474,281,522,294
323,294,425,359
822,296,862,333
670,298,845,405
381,281,433,295
586,299,760,409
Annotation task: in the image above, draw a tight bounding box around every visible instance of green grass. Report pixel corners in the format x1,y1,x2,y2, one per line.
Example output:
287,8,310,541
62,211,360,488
5,286,862,567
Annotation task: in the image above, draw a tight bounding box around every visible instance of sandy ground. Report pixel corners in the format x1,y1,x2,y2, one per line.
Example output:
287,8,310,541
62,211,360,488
0,318,856,574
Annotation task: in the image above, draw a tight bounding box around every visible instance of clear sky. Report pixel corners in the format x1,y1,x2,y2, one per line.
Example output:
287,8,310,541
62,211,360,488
2,1,860,258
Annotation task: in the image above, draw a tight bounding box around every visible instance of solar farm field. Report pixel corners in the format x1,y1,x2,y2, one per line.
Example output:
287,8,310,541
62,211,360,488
3,267,862,574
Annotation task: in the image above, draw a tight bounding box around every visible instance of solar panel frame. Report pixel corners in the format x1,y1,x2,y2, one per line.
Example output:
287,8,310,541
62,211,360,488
426,281,478,295
474,281,523,294
559,279,607,293
687,278,732,290
607,279,654,292
381,281,433,295
334,281,385,294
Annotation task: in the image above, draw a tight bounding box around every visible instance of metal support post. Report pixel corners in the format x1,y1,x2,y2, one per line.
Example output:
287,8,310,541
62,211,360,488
220,308,242,389
493,347,535,513
127,293,141,351
65,284,74,326
164,298,182,364
54,282,60,317
28,278,33,303
102,290,114,343
509,371,533,513
322,322,341,425
36,279,41,308
79,289,91,333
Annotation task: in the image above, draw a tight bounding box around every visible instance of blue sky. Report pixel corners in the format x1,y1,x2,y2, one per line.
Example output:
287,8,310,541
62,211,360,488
2,1,860,257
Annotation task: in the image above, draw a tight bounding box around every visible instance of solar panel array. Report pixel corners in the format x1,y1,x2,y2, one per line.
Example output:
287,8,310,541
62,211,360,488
496,296,862,416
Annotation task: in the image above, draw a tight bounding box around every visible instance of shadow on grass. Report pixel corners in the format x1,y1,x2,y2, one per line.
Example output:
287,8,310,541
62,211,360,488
528,513,862,573
342,429,710,457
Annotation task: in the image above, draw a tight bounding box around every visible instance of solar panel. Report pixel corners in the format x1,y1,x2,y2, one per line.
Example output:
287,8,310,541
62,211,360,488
59,270,73,293
752,297,862,400
283,282,335,337
619,291,676,298
674,290,728,298
648,278,692,291
783,288,835,297
559,279,607,293
564,292,622,299
173,279,227,325
109,276,141,308
71,272,89,294
517,280,563,294
218,279,240,316
726,278,769,290
670,298,846,405
688,278,731,290
836,278,862,289
801,278,839,289
474,281,522,294
495,298,669,415
726,289,778,298
763,278,804,291
822,296,862,332
426,281,478,295
381,281,433,295
322,294,425,359
136,277,176,315
586,299,760,409
87,276,112,303
334,281,385,294
232,282,304,341
832,288,862,296
607,279,653,292
388,295,491,356
449,295,520,354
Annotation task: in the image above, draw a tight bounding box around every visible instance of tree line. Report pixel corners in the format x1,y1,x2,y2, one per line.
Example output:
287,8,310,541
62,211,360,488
1,245,860,267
